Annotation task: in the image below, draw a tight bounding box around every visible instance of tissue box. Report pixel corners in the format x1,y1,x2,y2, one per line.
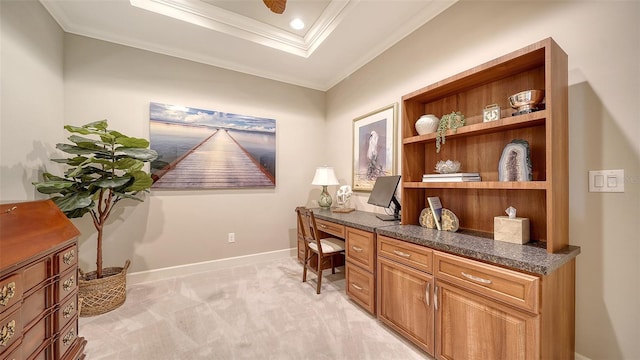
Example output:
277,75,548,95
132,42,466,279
494,216,530,244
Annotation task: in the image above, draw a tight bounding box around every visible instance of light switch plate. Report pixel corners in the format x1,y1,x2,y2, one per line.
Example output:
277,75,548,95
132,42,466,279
589,169,624,192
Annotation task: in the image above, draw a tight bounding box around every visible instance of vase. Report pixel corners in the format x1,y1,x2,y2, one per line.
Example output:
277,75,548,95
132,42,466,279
415,114,439,135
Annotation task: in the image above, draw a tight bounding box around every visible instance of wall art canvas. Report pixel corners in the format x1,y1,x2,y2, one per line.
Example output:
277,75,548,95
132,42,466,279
149,102,276,189
352,103,397,192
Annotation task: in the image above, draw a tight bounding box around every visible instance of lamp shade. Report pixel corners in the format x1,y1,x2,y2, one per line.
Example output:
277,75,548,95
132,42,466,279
311,166,339,186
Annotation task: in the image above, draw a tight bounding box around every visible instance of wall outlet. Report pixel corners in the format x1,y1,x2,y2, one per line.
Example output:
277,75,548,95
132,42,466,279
228,232,235,243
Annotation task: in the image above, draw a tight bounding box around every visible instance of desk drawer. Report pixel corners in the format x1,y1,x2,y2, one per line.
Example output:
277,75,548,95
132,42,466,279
346,227,375,273
378,236,433,274
55,320,78,359
54,293,77,333
24,260,48,294
315,219,345,238
346,263,375,314
434,251,539,313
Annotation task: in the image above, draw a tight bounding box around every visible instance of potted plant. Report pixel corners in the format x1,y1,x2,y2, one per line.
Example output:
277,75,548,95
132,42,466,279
33,120,157,316
435,111,465,153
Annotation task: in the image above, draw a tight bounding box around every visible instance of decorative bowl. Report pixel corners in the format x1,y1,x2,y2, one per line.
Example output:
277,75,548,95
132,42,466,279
508,90,545,115
435,160,461,174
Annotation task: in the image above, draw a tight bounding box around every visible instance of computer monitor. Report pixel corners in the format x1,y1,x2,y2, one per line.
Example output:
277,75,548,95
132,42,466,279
367,175,401,221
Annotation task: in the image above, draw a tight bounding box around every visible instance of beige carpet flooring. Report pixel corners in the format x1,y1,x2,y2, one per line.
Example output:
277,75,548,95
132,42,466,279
79,256,430,360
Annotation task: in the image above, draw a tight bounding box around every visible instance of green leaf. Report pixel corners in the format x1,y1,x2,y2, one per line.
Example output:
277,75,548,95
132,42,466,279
52,192,94,213
116,136,149,148
118,148,158,162
115,158,144,172
95,176,131,189
33,180,75,194
125,171,153,192
56,143,108,156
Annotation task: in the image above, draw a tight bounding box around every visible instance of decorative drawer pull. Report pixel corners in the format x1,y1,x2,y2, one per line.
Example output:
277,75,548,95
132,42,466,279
0,282,16,306
351,283,363,291
0,320,16,347
63,276,75,292
351,246,363,252
63,302,76,318
318,224,327,229
62,329,75,347
393,250,411,258
461,272,492,284
63,250,75,265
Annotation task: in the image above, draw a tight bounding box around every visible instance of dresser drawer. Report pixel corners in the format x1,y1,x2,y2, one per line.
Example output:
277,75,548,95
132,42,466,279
23,260,48,294
21,316,47,360
377,236,433,274
56,269,77,304
0,309,21,352
345,227,375,273
21,287,47,328
315,219,345,238
434,251,540,313
0,274,23,314
56,246,77,275
1,343,21,360
55,320,78,359
345,263,375,314
54,293,77,333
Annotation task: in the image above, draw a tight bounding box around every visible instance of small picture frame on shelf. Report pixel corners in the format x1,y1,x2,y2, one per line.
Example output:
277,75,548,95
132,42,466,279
483,104,501,122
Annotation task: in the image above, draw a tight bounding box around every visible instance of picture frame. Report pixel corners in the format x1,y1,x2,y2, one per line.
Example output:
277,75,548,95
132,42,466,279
352,103,397,192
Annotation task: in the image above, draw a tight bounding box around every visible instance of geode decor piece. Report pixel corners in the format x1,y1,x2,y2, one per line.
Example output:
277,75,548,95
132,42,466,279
498,139,532,181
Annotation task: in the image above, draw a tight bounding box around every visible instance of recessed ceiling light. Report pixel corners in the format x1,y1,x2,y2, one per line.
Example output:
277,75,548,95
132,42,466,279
290,18,305,30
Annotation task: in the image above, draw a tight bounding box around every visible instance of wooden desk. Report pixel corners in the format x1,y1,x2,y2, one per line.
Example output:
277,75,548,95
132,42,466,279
296,208,579,359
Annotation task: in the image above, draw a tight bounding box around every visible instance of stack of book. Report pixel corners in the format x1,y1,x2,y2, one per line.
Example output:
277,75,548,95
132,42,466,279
422,172,481,182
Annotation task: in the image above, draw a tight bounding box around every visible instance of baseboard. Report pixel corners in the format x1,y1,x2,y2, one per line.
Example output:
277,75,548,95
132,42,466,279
127,247,297,285
575,352,591,360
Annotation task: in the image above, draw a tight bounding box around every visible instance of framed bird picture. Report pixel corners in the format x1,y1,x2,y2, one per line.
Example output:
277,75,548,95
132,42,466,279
352,103,397,192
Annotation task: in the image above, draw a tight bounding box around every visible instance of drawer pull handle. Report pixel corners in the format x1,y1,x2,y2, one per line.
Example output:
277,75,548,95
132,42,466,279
63,302,76,318
351,283,363,291
63,249,75,265
318,224,327,229
393,250,411,258
434,286,439,311
425,282,430,306
63,276,75,292
351,246,363,252
0,320,16,346
62,329,76,347
0,282,16,306
461,272,492,284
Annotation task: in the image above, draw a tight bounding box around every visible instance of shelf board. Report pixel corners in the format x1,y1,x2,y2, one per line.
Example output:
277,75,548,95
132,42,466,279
404,181,548,190
403,111,546,145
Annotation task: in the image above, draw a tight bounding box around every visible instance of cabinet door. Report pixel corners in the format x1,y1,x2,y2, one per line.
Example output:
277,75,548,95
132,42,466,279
436,281,539,360
377,257,434,355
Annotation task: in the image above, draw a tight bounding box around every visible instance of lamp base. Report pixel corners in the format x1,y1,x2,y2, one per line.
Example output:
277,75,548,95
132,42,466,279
318,185,333,209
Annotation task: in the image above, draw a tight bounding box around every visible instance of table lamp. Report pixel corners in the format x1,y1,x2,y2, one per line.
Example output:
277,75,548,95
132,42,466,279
312,166,339,209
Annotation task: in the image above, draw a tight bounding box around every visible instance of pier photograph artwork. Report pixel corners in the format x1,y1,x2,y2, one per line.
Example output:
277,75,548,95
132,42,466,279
149,102,276,189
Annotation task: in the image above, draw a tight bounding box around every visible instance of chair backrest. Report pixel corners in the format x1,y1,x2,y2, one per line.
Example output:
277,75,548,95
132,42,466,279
295,207,324,256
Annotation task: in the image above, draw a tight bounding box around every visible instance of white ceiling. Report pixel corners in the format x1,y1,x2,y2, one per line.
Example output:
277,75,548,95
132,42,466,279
41,0,456,91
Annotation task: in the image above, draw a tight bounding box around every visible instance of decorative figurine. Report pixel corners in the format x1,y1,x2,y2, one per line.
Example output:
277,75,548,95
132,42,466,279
498,139,532,181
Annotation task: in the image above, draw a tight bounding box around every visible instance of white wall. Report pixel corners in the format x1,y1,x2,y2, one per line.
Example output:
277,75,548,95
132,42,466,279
326,1,639,359
61,34,327,274
0,0,65,200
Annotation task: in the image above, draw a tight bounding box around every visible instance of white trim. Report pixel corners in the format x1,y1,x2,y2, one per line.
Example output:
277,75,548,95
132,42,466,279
575,352,591,360
127,248,297,285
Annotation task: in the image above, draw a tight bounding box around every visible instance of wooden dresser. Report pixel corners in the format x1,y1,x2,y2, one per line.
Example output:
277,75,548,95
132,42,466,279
1,200,86,360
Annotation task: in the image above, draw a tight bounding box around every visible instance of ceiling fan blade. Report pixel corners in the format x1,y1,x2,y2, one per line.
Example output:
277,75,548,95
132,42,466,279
263,0,286,14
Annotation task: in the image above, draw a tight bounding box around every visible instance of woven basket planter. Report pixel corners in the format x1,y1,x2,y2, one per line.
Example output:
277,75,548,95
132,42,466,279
78,260,130,317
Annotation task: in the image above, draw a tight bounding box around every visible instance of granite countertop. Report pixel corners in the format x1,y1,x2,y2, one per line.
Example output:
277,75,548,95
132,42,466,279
311,209,580,276
312,208,399,232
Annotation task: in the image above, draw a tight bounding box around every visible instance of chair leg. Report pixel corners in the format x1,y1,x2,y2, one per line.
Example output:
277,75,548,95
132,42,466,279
316,268,322,294
302,253,308,283
331,255,336,274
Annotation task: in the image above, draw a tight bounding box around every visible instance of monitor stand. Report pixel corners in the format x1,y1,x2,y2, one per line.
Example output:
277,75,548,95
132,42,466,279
376,214,400,221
